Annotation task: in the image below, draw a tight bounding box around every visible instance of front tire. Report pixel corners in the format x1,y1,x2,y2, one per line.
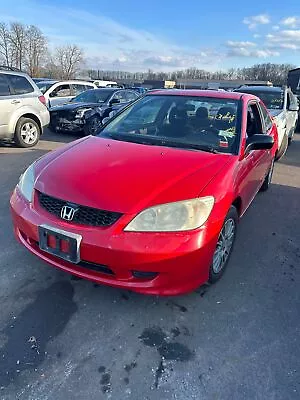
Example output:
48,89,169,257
83,115,102,136
260,158,274,192
275,133,288,161
209,206,238,284
14,117,40,148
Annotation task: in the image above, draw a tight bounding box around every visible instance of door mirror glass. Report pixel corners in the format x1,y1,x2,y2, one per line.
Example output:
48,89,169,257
245,134,274,153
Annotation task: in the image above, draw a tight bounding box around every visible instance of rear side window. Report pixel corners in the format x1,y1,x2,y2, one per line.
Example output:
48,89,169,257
72,84,88,96
0,74,10,96
6,75,34,95
259,103,273,132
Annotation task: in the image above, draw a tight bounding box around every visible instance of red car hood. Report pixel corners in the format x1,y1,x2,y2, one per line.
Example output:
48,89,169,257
35,137,231,214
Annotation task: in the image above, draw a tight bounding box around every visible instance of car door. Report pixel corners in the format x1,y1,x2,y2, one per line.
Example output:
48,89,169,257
48,84,73,107
109,91,128,113
0,74,15,137
286,90,298,134
241,102,271,205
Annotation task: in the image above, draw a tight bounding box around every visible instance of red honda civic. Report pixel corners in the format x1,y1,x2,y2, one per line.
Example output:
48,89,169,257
10,90,278,295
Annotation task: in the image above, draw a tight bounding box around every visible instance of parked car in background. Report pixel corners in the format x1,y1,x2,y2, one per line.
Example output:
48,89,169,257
49,88,139,135
0,66,49,147
93,80,118,88
36,80,96,108
235,85,299,159
11,90,277,295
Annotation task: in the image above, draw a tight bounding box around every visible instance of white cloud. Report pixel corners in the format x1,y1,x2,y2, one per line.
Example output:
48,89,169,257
227,47,279,58
266,29,300,50
280,17,300,28
226,40,256,48
243,14,270,30
253,34,261,39
272,25,280,31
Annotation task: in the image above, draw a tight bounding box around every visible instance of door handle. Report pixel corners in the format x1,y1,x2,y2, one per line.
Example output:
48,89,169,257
11,100,21,104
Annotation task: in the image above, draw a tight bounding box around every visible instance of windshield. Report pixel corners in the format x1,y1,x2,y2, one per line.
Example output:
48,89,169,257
239,89,284,110
71,90,111,103
100,95,241,154
36,81,56,94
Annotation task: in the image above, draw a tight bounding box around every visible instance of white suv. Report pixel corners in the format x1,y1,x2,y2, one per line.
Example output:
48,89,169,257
35,80,96,107
0,67,50,147
0,66,50,147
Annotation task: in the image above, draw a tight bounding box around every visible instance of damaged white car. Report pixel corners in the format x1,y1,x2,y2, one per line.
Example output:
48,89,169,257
235,85,299,160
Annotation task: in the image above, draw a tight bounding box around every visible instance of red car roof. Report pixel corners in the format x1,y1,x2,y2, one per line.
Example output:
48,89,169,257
148,89,248,101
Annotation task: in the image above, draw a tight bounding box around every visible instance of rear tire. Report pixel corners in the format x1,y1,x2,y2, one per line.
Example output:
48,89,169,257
14,117,40,148
275,134,288,161
208,206,238,284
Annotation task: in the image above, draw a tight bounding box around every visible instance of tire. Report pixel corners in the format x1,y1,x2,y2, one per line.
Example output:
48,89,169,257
288,124,296,145
83,115,102,136
14,117,40,148
275,133,288,161
208,206,238,284
260,158,275,192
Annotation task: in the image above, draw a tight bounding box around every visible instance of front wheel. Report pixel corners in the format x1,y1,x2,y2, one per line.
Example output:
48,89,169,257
83,115,102,136
209,206,238,284
260,158,274,192
14,117,40,148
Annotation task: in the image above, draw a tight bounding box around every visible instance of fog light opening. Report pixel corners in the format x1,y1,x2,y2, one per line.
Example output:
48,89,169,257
132,271,159,279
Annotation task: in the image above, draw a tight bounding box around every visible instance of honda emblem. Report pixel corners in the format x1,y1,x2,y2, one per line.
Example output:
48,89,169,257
60,205,77,221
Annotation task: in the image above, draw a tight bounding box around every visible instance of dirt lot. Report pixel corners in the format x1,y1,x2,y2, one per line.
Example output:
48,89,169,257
0,129,299,400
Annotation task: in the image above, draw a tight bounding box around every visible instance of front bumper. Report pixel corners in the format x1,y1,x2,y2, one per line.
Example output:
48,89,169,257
10,189,220,295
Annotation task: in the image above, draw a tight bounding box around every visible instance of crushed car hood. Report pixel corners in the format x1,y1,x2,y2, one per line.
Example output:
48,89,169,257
35,136,231,214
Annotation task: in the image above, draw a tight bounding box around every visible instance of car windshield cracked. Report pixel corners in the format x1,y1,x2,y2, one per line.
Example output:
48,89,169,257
99,95,241,154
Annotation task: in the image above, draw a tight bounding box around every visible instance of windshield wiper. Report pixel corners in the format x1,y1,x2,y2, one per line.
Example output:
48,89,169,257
105,133,219,153
159,140,220,153
105,133,157,145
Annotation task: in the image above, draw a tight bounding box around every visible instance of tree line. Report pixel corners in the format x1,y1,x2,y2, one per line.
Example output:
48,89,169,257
0,20,296,86
0,21,84,79
87,63,296,86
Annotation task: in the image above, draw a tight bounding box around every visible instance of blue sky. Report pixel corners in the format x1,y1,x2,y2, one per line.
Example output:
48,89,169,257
1,0,300,71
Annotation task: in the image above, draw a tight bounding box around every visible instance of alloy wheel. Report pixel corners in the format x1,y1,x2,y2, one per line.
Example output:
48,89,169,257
20,122,38,145
212,218,236,274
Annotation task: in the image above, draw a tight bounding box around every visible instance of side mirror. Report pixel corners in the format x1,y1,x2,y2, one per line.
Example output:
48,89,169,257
289,104,299,112
245,134,274,153
110,98,120,106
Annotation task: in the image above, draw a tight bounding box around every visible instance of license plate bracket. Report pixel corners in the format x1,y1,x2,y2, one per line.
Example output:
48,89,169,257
39,224,82,264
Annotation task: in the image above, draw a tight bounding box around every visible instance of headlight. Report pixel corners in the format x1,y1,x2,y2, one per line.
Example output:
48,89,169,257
75,108,92,119
125,197,214,232
17,163,35,202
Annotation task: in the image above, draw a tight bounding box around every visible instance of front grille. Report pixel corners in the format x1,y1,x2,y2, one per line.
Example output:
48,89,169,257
38,192,122,227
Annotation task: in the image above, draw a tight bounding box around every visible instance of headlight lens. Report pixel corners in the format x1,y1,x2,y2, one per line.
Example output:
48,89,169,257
125,197,214,232
75,108,92,119
17,163,35,202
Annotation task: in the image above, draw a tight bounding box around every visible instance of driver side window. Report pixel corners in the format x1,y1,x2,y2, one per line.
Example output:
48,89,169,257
246,103,263,137
50,84,72,98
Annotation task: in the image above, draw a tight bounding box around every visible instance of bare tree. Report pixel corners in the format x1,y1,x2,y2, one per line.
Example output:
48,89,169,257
55,45,84,79
24,25,47,76
9,22,27,70
0,22,12,66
